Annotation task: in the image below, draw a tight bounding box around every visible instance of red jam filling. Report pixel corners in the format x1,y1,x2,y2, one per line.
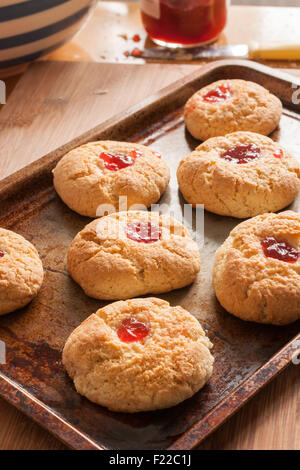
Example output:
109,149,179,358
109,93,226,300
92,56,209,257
100,150,142,171
273,148,283,159
261,237,300,263
221,144,261,164
152,150,162,159
132,34,141,42
117,317,150,343
0,250,4,258
141,0,228,46
126,221,162,244
202,84,232,103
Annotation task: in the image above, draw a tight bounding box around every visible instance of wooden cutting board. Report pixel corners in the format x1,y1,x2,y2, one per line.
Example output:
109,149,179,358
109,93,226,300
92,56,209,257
0,61,199,181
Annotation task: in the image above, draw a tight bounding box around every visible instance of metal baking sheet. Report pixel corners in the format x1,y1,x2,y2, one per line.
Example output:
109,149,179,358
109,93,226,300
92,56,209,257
0,60,299,450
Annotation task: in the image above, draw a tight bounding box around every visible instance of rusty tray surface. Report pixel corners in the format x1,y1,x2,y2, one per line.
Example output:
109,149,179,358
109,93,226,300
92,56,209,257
0,60,299,450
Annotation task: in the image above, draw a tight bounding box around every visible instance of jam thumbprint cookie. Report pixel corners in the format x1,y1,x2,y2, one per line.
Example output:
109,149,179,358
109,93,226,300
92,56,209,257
213,211,300,325
62,297,214,412
177,132,300,218
53,141,170,217
184,79,282,141
0,228,43,315
67,210,200,299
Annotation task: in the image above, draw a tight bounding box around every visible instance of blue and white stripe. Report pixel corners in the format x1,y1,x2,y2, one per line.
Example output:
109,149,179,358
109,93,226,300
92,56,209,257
0,0,96,69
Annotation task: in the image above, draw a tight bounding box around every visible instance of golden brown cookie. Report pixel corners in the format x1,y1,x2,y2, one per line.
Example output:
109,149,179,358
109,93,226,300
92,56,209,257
62,297,214,412
53,141,170,217
177,132,300,218
0,228,44,315
184,79,282,141
213,211,300,325
68,210,200,300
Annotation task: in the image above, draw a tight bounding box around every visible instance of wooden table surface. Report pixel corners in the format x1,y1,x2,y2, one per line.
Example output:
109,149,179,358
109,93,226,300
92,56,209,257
0,1,299,450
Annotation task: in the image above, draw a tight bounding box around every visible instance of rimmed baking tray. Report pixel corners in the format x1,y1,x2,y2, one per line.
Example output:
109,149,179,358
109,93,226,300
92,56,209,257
0,60,299,450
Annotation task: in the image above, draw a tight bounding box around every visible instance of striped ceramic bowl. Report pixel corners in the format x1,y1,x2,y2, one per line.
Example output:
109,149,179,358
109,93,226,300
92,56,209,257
0,0,96,76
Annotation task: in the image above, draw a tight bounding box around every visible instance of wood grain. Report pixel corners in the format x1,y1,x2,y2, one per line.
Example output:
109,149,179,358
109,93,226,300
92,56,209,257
0,61,197,181
43,3,300,69
198,363,300,450
0,398,66,450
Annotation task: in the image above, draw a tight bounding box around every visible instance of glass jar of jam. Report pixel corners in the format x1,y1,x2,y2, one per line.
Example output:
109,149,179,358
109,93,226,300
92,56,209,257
140,0,229,48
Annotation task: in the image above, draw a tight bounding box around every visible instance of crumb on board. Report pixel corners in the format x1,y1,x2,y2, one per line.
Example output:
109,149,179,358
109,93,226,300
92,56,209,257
118,33,128,40
93,89,108,95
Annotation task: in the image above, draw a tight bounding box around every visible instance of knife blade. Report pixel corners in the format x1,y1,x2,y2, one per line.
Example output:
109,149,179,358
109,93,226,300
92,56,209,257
132,42,300,61
135,44,249,61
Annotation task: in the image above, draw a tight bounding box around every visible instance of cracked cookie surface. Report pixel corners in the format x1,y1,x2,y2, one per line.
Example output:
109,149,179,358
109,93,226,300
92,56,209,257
68,210,201,300
0,228,44,315
184,79,282,141
177,132,300,218
213,210,300,325
53,141,170,217
62,297,214,412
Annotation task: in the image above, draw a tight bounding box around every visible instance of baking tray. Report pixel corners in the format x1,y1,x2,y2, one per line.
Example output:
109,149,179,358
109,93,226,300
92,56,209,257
0,60,299,450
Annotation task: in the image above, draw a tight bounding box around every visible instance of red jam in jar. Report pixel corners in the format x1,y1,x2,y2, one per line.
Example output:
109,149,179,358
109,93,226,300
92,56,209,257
99,150,142,171
141,0,228,47
126,221,162,243
221,144,261,164
202,83,232,103
261,237,300,263
117,317,150,342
